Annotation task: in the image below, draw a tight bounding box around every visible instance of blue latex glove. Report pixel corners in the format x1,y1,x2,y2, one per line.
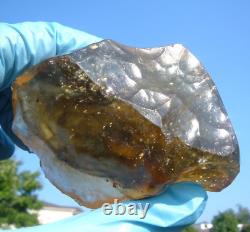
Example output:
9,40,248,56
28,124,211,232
0,22,102,159
0,22,207,231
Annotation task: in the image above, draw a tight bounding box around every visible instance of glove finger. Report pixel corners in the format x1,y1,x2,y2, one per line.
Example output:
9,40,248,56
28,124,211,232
0,184,206,231
0,128,14,160
83,182,207,228
0,87,30,152
0,22,102,90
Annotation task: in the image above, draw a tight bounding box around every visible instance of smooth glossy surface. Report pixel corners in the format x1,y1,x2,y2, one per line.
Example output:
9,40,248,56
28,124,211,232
12,40,239,207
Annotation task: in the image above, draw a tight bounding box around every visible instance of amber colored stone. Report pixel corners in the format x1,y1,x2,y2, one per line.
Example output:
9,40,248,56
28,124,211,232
12,40,239,208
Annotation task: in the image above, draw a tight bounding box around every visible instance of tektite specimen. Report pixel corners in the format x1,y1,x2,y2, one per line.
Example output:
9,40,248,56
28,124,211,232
12,40,239,208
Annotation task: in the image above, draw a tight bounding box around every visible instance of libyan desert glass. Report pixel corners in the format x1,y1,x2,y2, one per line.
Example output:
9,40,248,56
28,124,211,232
12,40,239,208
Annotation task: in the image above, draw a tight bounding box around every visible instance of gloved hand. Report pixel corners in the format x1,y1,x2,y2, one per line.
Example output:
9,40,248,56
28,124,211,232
0,22,207,231
1,183,206,232
0,22,102,159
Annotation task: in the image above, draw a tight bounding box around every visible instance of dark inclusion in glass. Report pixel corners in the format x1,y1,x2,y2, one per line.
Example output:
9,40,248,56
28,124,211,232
12,40,239,208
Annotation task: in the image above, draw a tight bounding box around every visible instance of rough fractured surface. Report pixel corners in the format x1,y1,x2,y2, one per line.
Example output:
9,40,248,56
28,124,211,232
12,40,239,208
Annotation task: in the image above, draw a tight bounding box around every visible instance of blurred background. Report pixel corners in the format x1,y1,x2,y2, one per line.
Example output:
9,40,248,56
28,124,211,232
1,0,249,227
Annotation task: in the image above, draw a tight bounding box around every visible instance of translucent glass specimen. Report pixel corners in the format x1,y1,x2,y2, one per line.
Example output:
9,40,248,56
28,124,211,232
12,40,239,208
